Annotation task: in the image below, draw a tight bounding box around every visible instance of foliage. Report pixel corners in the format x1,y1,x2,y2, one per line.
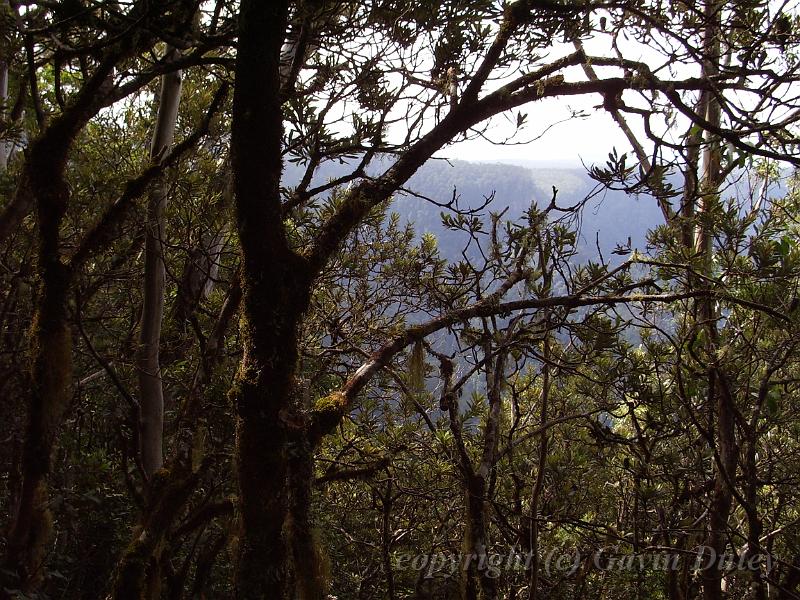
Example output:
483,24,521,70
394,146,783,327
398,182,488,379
1,0,800,599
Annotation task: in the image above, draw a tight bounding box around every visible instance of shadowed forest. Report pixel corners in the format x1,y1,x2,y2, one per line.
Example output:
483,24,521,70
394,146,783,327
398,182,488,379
2,1,800,599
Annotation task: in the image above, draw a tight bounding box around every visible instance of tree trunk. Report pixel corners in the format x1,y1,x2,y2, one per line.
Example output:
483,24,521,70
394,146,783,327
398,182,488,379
138,48,183,479
527,339,550,600
2,6,191,593
0,57,10,171
3,129,75,595
778,555,800,600
692,5,737,600
287,424,329,600
110,467,200,600
460,340,507,600
174,225,227,328
703,372,737,600
229,2,308,598
0,0,14,171
462,473,497,600
743,430,766,600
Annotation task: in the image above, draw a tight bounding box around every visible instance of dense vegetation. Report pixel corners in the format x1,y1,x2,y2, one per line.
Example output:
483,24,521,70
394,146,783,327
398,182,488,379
1,1,800,599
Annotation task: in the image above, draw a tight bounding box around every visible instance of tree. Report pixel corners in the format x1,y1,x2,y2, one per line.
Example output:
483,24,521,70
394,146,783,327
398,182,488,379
0,1,229,594
1,0,799,598
226,0,799,596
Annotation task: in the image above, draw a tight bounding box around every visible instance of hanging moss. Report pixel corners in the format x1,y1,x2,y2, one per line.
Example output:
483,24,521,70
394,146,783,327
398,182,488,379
408,339,425,394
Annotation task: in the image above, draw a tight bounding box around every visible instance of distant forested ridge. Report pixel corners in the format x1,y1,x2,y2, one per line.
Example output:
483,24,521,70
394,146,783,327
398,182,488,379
286,158,666,260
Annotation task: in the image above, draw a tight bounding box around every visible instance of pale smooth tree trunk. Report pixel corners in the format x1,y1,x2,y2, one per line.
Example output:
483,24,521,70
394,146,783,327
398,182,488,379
578,3,737,599
0,0,12,172
137,49,183,479
0,58,10,172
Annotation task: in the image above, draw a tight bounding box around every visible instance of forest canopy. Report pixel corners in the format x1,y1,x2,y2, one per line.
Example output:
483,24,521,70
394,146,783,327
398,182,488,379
1,0,800,599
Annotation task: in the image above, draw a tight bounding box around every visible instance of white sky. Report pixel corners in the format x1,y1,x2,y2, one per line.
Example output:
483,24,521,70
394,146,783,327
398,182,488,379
445,95,632,166
318,1,798,170
439,31,663,166
443,2,800,168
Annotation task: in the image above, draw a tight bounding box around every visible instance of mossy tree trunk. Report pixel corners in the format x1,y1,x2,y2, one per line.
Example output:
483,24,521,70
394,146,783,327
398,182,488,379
462,473,497,600
3,109,86,593
109,279,241,600
228,1,314,597
439,340,507,600
2,58,120,591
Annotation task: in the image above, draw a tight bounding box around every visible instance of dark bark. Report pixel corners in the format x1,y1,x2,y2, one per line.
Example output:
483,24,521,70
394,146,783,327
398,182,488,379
440,341,507,600
0,70,112,589
2,7,216,589
701,349,737,600
743,429,766,600
110,467,201,600
189,533,229,599
2,16,202,588
778,555,800,600
287,425,328,600
229,1,310,598
0,76,100,585
463,473,493,600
